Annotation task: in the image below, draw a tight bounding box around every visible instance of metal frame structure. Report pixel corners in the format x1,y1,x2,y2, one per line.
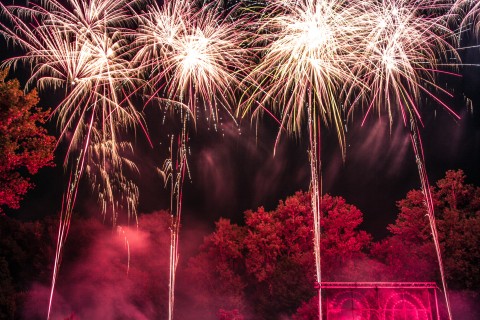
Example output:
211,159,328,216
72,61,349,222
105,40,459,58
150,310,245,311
320,282,441,320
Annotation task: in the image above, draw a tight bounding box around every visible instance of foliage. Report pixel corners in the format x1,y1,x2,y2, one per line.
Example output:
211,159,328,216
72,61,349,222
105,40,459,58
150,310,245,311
187,171,480,318
187,191,372,319
436,170,480,290
0,70,55,213
186,218,247,319
374,170,480,289
292,295,319,320
1,170,479,318
0,69,56,213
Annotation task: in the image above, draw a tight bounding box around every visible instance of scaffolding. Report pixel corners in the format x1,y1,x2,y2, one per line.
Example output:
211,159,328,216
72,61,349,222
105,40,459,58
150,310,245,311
320,282,441,320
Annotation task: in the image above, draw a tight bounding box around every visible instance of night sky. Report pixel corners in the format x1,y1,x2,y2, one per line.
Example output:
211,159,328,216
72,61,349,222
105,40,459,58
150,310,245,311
1,1,480,240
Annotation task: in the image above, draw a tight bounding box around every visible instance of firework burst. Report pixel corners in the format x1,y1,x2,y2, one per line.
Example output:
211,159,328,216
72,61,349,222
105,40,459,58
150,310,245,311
242,0,368,152
1,1,145,318
132,1,251,318
133,0,251,122
241,0,370,318
351,1,460,319
352,0,459,125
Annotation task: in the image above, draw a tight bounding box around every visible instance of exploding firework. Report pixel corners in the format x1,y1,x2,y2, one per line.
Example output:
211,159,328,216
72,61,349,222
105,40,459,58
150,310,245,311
132,0,251,121
352,0,459,125
241,0,370,318
0,0,145,318
242,0,366,152
131,1,251,318
0,0,474,319
242,0,464,319
350,1,461,319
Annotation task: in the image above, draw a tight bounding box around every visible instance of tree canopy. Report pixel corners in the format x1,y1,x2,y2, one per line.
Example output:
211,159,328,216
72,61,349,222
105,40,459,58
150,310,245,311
186,191,373,319
0,170,479,319
0,70,56,213
375,169,480,290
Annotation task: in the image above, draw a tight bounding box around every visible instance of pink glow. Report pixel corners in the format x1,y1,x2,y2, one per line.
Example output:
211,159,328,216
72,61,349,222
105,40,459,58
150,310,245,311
322,282,440,320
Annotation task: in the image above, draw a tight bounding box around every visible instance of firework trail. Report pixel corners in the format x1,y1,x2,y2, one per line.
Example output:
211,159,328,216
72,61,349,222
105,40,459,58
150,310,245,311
162,133,189,320
132,1,250,318
241,0,367,317
87,140,140,227
352,1,462,318
0,0,145,318
116,226,132,275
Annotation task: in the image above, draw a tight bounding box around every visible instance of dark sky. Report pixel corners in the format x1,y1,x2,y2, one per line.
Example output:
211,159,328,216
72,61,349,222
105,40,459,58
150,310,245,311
8,75,480,240
1,1,479,240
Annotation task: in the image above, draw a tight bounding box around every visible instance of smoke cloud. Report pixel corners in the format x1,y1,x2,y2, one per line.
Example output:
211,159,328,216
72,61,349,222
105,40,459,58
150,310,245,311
22,212,171,319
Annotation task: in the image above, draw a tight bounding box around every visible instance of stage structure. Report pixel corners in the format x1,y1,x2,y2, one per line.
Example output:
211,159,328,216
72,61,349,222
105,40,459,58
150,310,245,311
321,282,442,320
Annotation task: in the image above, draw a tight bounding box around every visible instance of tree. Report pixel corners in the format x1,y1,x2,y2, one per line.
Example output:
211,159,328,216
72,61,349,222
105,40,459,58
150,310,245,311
185,218,248,319
372,188,438,281
374,170,480,289
435,170,480,290
186,191,373,320
0,69,56,213
244,192,372,319
317,194,373,280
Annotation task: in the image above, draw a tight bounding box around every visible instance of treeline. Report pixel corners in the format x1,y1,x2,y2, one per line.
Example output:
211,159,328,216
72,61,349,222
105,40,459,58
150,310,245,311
1,170,479,319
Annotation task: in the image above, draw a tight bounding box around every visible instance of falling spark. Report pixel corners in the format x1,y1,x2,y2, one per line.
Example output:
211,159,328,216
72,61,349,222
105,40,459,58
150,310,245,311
87,140,139,227
452,0,480,35
117,226,132,275
163,133,189,320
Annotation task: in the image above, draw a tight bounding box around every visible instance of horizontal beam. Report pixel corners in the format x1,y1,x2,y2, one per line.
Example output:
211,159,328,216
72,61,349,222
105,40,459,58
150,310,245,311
320,282,438,289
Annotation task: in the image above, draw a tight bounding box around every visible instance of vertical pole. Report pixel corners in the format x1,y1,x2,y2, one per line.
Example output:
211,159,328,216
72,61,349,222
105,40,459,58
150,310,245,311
168,124,187,320
409,118,452,320
434,288,440,320
308,104,323,320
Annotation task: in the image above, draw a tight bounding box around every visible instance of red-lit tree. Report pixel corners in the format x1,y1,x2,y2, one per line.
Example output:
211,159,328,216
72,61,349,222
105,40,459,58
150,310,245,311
186,191,373,319
0,69,56,213
372,188,438,281
435,170,480,290
374,170,480,289
185,218,248,319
